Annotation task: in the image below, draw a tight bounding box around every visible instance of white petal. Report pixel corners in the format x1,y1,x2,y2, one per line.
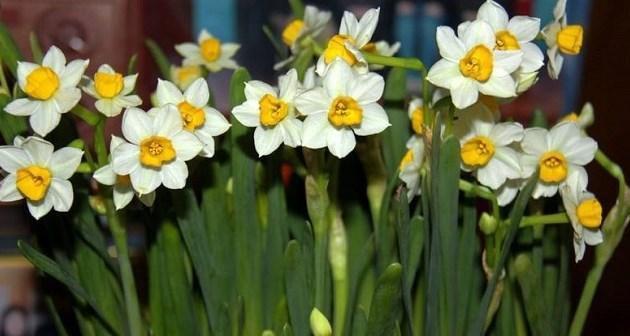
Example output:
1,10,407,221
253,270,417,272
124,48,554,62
152,105,183,137
281,118,302,148
573,237,585,262
201,107,231,135
0,174,22,202
294,88,329,115
138,191,156,207
353,103,390,136
116,95,142,108
426,59,461,89
508,16,540,42
563,166,588,195
184,78,209,107
477,0,509,31
451,79,478,109
155,79,184,106
122,108,153,144
22,137,53,165
175,43,200,59
231,101,261,127
324,60,353,97
171,131,203,161
564,137,597,165
160,160,188,189
519,43,545,73
220,43,240,59
16,62,39,92
348,72,384,104
48,178,73,212
29,104,62,137
521,127,549,155
244,81,276,101
490,122,523,146
27,197,53,220
60,59,89,88
110,135,126,152
302,114,330,149
195,131,216,158
583,229,603,246
53,88,82,113
478,73,516,98
279,69,299,101
327,127,356,158
520,154,539,178
549,121,580,150
113,186,134,210
95,99,120,117
477,160,508,190
254,126,284,157
532,182,558,199
120,74,139,96
4,98,38,116
50,147,83,179
0,146,30,173
130,166,161,195
496,179,520,206
493,147,522,178
494,50,523,75
112,143,140,175
93,164,117,185
42,46,66,74
353,8,379,47
339,11,359,38
461,20,496,49
436,26,466,61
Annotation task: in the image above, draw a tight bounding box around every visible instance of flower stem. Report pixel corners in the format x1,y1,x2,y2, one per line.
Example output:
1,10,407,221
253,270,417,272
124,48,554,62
595,150,626,200
519,213,570,227
458,179,500,220
71,104,101,126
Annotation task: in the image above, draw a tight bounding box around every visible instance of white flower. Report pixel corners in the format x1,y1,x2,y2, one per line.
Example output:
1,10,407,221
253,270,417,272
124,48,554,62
231,69,302,157
427,20,522,109
155,78,230,158
301,66,320,91
399,136,425,200
542,0,584,79
83,64,141,117
93,136,155,210
315,8,380,76
175,29,240,72
454,109,523,189
282,5,332,51
520,121,597,198
559,102,594,129
4,46,89,136
407,98,425,135
111,106,203,195
496,178,525,206
560,170,603,262
0,136,82,219
170,64,203,90
295,59,389,158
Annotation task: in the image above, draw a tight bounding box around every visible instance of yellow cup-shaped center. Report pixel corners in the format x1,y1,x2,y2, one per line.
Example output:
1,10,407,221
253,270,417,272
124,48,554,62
282,19,304,46
411,108,424,135
94,71,124,98
459,45,493,82
328,96,363,127
16,165,52,201
557,25,583,55
539,151,568,183
174,65,202,89
576,198,603,229
461,136,495,167
259,94,288,127
495,30,520,51
178,101,206,131
25,66,59,100
139,136,176,168
200,38,222,62
323,35,358,65
399,149,415,171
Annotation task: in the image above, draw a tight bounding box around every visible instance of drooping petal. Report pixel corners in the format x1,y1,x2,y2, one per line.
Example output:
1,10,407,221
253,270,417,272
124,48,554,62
49,147,83,179
113,185,134,210
27,197,53,220
122,108,153,144
195,131,216,158
532,182,558,199
93,164,117,186
130,166,161,195
160,160,188,189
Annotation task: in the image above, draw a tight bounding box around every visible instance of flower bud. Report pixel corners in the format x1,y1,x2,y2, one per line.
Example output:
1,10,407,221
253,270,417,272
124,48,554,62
479,212,498,235
310,308,332,336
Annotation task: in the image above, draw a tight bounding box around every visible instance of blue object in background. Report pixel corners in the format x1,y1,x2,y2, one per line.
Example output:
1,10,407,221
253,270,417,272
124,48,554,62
193,0,236,41
393,3,417,58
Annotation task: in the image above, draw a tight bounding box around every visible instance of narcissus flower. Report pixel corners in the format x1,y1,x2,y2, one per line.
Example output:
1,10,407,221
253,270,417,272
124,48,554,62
316,8,380,76
231,69,302,157
175,29,240,72
282,5,332,50
542,0,584,79
295,59,389,158
155,78,230,158
398,136,425,200
560,170,603,262
112,106,202,195
5,46,88,136
520,121,597,198
0,136,82,219
93,136,155,210
427,20,522,109
454,109,523,189
170,64,203,90
407,98,425,135
83,64,141,117
560,102,594,130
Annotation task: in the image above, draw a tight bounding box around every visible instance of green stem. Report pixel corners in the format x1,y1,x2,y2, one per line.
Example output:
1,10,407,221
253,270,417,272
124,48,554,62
71,104,101,126
568,265,604,336
362,53,425,72
328,205,347,336
459,179,500,220
595,150,625,201
519,213,570,227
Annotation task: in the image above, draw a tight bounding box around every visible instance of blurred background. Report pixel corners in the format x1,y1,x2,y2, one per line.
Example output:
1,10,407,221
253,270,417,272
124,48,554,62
0,0,627,334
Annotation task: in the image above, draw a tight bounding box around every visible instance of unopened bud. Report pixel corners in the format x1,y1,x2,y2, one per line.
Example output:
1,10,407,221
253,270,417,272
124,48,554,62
310,308,332,336
479,212,498,235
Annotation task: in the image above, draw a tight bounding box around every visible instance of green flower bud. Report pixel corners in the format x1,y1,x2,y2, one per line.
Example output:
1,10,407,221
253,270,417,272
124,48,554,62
310,308,332,336
479,212,498,235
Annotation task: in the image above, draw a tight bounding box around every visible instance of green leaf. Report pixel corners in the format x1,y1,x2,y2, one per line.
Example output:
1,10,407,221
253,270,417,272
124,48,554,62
384,68,407,102
0,93,28,143
352,307,368,336
456,200,479,335
284,240,312,336
288,0,305,18
263,25,288,60
145,39,172,80
393,190,414,335
29,32,43,63
0,20,23,77
366,263,403,336
292,47,314,80
127,54,138,75
514,254,552,336
45,297,70,336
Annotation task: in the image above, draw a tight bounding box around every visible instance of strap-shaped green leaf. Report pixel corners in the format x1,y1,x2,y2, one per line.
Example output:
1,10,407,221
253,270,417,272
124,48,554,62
0,20,23,77
366,263,403,336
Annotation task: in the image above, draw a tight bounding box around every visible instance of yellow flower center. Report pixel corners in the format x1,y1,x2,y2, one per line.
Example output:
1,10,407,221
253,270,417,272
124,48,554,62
495,30,520,50
323,35,358,65
361,42,377,53
139,136,176,168
539,151,568,183
461,136,495,167
282,19,304,46
259,94,289,127
116,174,131,187
16,165,52,202
459,45,493,82
173,65,202,88
557,25,583,55
25,66,59,100
177,101,206,131
328,96,363,127
561,113,579,123
399,149,414,171
94,71,124,98
576,198,603,229
411,107,424,135
200,37,222,62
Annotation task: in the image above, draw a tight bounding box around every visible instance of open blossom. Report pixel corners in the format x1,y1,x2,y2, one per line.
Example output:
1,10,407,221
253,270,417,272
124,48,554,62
5,46,88,136
282,5,331,51
520,121,597,198
427,20,522,109
155,78,230,158
316,8,380,76
231,69,302,157
399,136,425,201
542,0,584,79
295,59,389,158
112,106,202,195
454,109,523,190
93,136,155,210
83,64,142,117
560,169,603,262
175,29,240,72
0,136,82,219
170,64,203,90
